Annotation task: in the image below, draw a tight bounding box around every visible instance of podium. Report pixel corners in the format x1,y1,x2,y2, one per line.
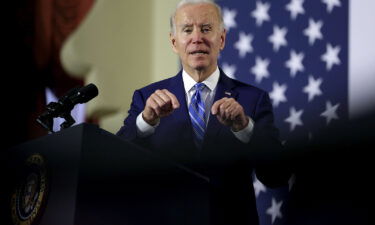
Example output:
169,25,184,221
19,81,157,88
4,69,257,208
3,123,209,225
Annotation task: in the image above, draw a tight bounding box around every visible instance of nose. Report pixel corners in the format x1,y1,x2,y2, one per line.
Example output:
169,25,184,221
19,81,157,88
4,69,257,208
191,29,203,44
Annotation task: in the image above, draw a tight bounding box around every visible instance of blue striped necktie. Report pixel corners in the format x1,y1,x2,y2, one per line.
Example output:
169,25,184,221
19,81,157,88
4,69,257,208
189,83,206,148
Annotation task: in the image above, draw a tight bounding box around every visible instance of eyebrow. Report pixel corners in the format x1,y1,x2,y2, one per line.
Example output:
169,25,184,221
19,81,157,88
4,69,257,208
180,23,212,29
180,24,193,29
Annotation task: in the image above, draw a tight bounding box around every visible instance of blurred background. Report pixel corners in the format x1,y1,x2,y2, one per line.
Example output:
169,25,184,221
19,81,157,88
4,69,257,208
3,0,374,224
3,0,181,152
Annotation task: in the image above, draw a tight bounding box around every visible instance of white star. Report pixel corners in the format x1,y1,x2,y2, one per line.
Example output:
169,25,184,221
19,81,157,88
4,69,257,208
304,18,323,45
251,56,270,83
285,107,304,131
285,0,305,20
253,177,267,198
234,32,253,58
266,198,283,224
251,1,271,27
322,0,341,13
222,63,237,79
303,75,323,102
321,43,341,71
269,82,287,107
268,25,288,52
320,101,340,125
285,50,304,77
288,174,296,191
223,8,237,32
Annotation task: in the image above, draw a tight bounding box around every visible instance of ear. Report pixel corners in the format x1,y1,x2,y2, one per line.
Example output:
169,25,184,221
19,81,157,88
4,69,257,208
220,29,227,50
170,33,178,53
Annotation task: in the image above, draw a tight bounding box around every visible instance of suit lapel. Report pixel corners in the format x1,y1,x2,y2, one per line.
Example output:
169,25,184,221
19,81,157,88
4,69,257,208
168,71,194,141
205,70,238,142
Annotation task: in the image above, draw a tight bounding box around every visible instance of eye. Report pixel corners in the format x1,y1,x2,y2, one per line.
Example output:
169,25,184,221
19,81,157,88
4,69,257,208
183,27,193,33
201,26,211,33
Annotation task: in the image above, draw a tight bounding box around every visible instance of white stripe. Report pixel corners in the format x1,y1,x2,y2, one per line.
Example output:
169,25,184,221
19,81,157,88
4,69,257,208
189,112,205,132
190,104,205,122
198,103,205,112
190,112,205,133
349,0,375,118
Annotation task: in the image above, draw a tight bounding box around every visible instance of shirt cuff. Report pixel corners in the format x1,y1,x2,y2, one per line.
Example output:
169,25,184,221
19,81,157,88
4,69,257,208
232,117,254,143
136,112,159,138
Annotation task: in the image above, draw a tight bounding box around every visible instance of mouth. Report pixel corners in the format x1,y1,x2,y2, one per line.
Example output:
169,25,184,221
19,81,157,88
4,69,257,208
189,50,209,55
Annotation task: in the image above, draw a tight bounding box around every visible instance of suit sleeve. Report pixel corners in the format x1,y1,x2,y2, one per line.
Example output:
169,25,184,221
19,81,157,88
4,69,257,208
250,91,291,188
116,90,149,146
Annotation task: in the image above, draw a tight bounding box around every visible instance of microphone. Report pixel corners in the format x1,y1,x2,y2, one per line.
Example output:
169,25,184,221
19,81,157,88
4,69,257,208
37,83,99,132
60,83,99,108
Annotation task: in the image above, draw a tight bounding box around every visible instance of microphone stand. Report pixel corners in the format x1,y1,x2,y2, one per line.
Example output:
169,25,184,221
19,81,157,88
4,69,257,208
36,101,76,133
36,83,98,133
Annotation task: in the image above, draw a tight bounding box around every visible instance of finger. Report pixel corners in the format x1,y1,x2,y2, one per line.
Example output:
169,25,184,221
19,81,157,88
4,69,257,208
223,100,240,120
230,105,241,120
151,92,168,109
219,105,228,121
162,89,180,109
155,89,172,105
211,97,228,115
147,98,161,116
151,98,164,116
219,98,233,118
225,104,236,120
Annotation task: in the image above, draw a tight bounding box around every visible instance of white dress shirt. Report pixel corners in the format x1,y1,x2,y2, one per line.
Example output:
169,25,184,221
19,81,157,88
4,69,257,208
136,67,254,143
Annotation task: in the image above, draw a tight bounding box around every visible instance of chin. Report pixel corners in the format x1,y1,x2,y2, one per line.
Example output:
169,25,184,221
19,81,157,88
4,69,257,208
192,64,208,71
190,62,209,71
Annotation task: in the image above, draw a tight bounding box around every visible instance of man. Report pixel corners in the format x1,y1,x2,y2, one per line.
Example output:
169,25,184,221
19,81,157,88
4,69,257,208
117,0,290,224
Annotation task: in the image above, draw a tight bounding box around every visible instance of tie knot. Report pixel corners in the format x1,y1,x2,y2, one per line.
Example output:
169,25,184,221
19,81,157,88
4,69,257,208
194,83,205,92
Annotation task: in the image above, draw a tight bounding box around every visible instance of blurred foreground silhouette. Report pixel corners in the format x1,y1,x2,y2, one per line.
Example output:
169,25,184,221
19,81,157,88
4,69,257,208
284,111,374,225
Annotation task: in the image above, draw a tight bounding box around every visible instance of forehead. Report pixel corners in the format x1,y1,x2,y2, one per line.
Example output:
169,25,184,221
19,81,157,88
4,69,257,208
175,3,219,26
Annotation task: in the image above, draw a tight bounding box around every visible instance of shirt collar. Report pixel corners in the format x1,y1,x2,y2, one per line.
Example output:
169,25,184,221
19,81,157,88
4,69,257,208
182,67,220,93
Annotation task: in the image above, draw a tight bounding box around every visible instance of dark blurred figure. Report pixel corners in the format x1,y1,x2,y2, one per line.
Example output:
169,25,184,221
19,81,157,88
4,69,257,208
284,111,374,225
2,0,93,152
3,1,45,153
2,1,92,224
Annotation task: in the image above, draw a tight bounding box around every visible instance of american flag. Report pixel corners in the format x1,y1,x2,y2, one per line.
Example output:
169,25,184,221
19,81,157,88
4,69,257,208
217,0,348,224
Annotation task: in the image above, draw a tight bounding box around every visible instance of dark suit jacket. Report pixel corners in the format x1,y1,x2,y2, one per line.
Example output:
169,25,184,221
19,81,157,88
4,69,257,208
117,69,290,225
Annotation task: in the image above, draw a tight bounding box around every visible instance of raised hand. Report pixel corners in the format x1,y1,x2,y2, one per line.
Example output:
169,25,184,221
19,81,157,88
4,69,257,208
142,89,180,125
211,97,249,132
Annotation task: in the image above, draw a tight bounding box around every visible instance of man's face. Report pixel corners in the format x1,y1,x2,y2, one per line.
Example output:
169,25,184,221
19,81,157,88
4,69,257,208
170,3,226,74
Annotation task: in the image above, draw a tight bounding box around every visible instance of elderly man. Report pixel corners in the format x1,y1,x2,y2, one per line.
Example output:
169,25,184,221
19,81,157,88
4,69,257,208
117,0,289,224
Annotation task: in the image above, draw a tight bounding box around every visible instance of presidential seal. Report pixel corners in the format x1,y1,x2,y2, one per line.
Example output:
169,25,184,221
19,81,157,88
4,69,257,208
11,154,48,225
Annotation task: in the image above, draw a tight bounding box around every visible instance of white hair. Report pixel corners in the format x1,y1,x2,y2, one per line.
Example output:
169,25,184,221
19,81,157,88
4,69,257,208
169,0,224,34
